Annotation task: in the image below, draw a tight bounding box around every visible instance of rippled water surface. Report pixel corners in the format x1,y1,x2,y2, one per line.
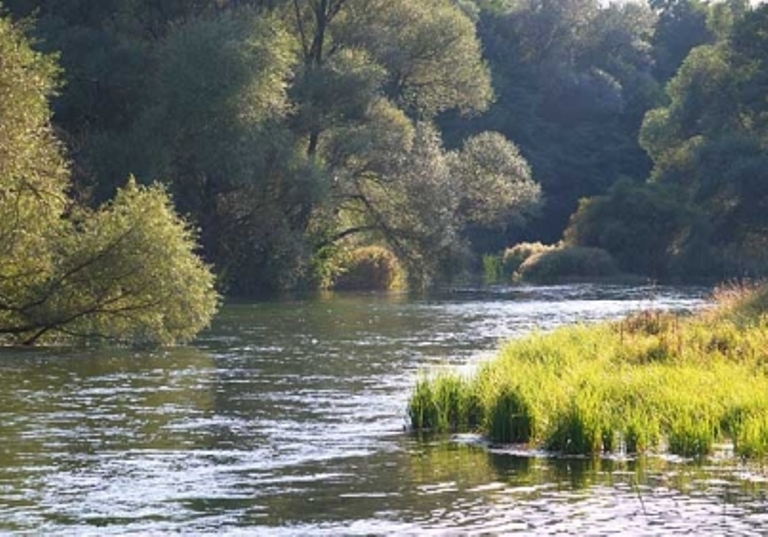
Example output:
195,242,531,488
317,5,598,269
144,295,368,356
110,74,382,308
2,284,767,535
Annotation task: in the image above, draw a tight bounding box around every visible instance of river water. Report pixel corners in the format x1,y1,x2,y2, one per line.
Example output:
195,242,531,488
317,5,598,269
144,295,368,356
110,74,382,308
2,284,768,535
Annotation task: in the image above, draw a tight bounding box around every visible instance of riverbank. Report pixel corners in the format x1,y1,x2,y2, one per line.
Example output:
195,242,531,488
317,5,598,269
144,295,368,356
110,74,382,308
409,284,768,458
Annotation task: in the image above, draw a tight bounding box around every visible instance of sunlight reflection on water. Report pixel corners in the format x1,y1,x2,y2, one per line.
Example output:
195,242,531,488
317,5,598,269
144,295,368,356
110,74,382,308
5,284,765,536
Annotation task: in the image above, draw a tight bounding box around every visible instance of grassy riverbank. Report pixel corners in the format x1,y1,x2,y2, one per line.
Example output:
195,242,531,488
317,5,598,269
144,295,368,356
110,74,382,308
409,284,768,458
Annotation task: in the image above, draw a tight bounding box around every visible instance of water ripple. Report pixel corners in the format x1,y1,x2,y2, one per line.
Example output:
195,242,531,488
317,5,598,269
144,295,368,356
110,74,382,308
4,284,756,536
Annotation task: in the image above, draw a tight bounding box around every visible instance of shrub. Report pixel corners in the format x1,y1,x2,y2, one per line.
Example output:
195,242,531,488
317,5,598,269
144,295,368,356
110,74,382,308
501,242,556,279
517,246,619,283
563,179,688,278
332,246,404,291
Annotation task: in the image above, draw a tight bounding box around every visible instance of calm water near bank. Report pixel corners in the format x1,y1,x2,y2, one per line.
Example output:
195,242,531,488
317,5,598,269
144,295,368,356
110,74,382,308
2,284,767,535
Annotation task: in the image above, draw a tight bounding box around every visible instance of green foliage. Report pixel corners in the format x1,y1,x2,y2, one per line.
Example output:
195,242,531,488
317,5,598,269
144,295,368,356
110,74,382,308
331,120,541,290
516,246,619,283
450,131,540,229
408,372,481,432
0,177,219,346
501,242,556,278
338,0,493,117
564,179,688,277
667,414,716,458
332,246,404,291
2,0,539,296
487,385,534,444
445,0,661,243
0,13,69,316
409,283,768,458
710,282,768,324
14,0,764,294
0,14,218,346
628,4,768,280
141,11,316,295
56,180,219,345
732,414,768,459
650,0,715,82
482,254,503,284
0,14,66,188
546,392,614,455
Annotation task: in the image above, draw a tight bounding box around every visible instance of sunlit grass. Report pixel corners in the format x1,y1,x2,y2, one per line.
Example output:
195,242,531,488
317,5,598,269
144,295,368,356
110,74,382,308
408,283,768,459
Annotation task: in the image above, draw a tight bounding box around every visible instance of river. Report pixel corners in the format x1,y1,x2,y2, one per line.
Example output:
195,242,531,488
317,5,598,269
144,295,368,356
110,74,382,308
2,284,768,535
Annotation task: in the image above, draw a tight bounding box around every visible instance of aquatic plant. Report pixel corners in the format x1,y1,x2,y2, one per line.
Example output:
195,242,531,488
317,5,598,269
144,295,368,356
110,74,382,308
408,372,481,432
408,283,768,458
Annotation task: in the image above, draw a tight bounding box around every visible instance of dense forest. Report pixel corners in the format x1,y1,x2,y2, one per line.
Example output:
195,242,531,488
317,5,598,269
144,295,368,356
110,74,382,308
1,0,766,304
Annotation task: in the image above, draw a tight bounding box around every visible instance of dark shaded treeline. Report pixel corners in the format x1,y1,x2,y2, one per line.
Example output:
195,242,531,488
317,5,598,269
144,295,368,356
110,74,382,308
3,0,765,294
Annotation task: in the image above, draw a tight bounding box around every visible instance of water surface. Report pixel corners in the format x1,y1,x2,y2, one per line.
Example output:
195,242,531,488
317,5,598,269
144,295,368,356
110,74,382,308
2,284,766,535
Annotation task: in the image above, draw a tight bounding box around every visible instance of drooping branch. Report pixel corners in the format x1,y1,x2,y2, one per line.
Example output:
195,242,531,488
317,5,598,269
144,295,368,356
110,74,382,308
316,225,379,248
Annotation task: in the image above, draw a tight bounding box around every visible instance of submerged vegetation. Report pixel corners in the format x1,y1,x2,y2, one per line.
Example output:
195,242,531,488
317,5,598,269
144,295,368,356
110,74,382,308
409,284,768,459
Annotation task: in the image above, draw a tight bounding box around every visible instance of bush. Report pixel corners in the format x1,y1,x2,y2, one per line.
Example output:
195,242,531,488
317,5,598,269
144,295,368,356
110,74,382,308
564,179,688,278
501,242,556,279
332,246,404,291
517,246,619,283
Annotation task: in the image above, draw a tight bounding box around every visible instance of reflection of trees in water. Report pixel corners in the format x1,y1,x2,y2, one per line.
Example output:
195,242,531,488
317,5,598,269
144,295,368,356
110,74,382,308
202,295,437,420
0,347,217,469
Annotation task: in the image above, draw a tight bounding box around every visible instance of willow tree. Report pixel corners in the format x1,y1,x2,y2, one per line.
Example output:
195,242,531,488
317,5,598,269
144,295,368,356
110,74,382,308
283,0,538,286
0,14,218,345
5,0,541,293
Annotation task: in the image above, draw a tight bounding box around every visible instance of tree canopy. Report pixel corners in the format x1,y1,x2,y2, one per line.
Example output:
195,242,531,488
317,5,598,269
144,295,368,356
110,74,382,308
4,0,767,292
0,13,218,345
8,0,539,292
568,2,768,279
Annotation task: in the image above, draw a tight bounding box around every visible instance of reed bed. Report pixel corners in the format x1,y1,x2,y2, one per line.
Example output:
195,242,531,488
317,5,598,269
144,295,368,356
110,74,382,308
408,284,768,458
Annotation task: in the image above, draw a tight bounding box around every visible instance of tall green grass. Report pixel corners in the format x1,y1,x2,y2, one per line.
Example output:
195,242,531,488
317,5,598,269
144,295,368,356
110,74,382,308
408,284,768,458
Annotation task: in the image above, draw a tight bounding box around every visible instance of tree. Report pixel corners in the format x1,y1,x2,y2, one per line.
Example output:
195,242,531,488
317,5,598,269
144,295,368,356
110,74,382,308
564,179,689,277
446,0,660,244
649,0,714,82
286,0,541,285
5,0,539,293
580,3,768,279
334,0,493,117
450,131,540,229
136,11,314,294
0,14,218,345
323,121,540,287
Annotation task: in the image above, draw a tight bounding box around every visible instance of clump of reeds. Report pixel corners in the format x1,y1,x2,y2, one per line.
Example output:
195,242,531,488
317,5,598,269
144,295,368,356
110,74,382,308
408,372,481,432
408,283,768,458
